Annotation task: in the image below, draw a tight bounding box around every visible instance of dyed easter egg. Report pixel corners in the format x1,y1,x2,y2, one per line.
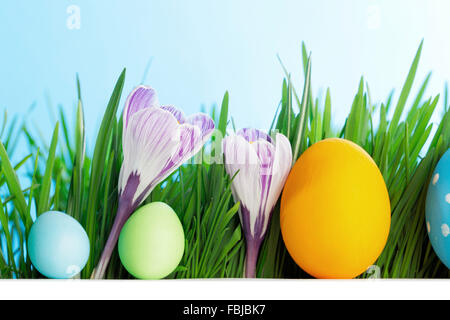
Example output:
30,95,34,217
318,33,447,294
118,202,185,279
280,138,391,279
426,149,450,268
27,211,90,279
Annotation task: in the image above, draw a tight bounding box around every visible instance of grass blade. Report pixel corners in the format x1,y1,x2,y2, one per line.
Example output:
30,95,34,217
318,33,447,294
37,122,59,216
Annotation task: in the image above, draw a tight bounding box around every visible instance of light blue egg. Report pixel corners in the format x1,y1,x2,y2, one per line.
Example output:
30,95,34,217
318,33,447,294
27,211,90,279
426,149,450,268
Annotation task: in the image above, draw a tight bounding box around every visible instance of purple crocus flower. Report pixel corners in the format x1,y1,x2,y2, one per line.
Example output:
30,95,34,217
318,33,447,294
93,85,214,279
223,129,292,278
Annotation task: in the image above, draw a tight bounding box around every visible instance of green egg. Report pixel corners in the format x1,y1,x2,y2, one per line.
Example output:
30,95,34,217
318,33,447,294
118,202,185,279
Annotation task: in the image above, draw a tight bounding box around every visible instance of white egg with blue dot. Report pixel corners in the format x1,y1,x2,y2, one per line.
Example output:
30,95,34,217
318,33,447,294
27,211,90,279
426,149,450,268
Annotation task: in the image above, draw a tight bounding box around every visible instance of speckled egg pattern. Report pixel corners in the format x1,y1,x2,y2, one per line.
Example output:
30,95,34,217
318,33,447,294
426,149,450,268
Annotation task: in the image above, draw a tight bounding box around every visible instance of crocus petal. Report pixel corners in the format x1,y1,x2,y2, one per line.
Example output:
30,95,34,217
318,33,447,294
252,140,275,174
161,105,186,124
187,113,215,142
262,133,292,233
123,85,160,130
238,128,273,144
249,140,276,238
152,123,203,184
157,114,215,181
223,135,262,237
120,107,180,205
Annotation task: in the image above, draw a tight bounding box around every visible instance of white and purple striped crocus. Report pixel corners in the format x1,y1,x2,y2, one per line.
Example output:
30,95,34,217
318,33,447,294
223,129,292,278
93,85,214,279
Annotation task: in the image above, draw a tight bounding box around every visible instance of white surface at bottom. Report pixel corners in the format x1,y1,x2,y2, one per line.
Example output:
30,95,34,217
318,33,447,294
0,279,447,300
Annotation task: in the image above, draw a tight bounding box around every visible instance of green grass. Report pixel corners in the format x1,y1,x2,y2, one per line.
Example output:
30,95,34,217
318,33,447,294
0,41,449,279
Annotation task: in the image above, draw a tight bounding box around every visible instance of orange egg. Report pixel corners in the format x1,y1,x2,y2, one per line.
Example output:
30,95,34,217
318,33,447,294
280,138,390,279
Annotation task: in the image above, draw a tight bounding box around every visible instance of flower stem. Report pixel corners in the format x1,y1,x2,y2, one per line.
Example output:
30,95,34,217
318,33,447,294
244,239,262,278
91,200,131,279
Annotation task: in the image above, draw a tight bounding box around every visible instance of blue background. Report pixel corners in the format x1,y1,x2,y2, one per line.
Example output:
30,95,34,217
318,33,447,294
0,0,448,146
